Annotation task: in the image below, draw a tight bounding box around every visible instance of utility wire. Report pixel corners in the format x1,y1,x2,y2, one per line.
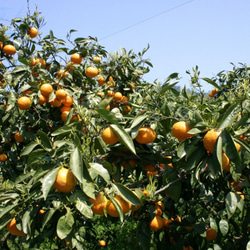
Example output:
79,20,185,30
99,0,194,41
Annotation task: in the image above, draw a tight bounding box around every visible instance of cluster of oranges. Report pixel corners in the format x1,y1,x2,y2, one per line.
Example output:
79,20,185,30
208,88,218,97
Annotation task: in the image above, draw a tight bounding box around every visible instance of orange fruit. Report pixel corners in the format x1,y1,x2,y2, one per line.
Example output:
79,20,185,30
162,218,172,230
93,56,101,62
208,92,214,97
7,217,26,236
3,44,16,55
203,129,222,153
145,165,158,177
236,191,245,200
55,89,67,100
235,142,241,152
0,154,7,162
38,95,48,105
212,88,218,95
61,111,70,122
17,96,32,110
35,58,46,67
98,76,106,86
56,69,69,79
149,215,164,231
156,201,165,210
22,89,33,96
89,193,107,215
121,159,136,170
71,53,82,64
206,228,217,241
107,90,114,97
123,104,131,114
39,209,46,215
97,92,104,98
85,66,99,78
120,96,129,104
172,121,194,141
155,205,163,216
135,127,156,144
62,95,73,107
222,152,230,172
99,240,106,246
142,190,149,196
113,92,123,101
53,167,76,193
106,195,131,217
0,42,3,50
102,127,120,145
50,98,62,107
40,83,53,97
230,179,243,191
14,132,24,142
129,82,136,90
28,27,38,38
60,105,71,113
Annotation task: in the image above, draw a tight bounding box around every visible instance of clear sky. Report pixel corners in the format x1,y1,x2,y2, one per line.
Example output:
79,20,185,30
1,0,250,91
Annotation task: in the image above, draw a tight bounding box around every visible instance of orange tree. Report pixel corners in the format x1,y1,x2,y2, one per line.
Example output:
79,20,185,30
0,11,249,250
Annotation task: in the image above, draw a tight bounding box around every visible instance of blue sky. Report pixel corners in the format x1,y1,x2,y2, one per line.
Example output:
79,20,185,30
1,0,250,91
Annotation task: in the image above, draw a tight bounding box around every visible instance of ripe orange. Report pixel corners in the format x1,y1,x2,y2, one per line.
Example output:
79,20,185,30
14,132,24,142
61,111,70,122
149,215,164,231
206,228,217,241
106,195,131,217
30,58,46,67
17,96,32,110
0,154,7,162
3,44,16,55
208,92,214,97
222,152,230,172
107,90,114,97
113,92,123,101
7,217,26,236
28,27,38,38
85,66,99,78
55,89,67,100
71,53,82,64
135,127,156,144
50,98,62,107
203,129,221,153
99,240,106,246
123,104,131,114
235,141,241,152
102,127,120,145
53,167,76,193
212,88,218,95
39,209,46,215
162,218,172,230
89,193,107,215
62,95,73,107
22,89,33,96
93,56,101,62
0,42,3,50
60,105,71,113
98,76,106,86
120,96,129,104
236,191,245,200
40,83,53,97
38,95,48,105
172,121,194,141
56,69,69,79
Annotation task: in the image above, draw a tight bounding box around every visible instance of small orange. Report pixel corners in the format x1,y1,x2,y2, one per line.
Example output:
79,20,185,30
120,96,129,104
35,58,46,67
99,240,106,246
203,129,222,153
23,89,33,96
172,121,194,141
98,76,106,86
85,66,99,78
38,209,46,215
28,27,38,38
113,92,123,101
60,105,71,113
212,88,218,95
102,127,120,145
38,95,48,105
145,165,158,177
55,89,67,100
3,44,16,55
208,92,214,97
206,228,217,241
0,42,3,50
93,56,101,62
17,96,32,110
71,53,82,64
122,104,131,114
135,127,156,144
236,191,245,200
107,90,114,97
53,167,76,193
14,132,24,142
235,142,241,152
56,69,69,79
89,193,107,215
149,215,164,231
7,217,26,236
62,95,73,107
106,195,131,217
50,98,62,107
0,154,7,162
222,152,230,172
40,83,53,97
61,111,70,122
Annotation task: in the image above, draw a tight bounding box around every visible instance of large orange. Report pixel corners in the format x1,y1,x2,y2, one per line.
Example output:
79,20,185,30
222,152,230,172
135,127,156,144
17,96,32,110
62,95,73,107
53,167,76,193
55,89,67,100
106,195,131,217
71,53,82,64
7,217,26,236
85,66,99,78
206,228,217,241
149,215,164,231
3,44,16,55
102,127,120,145
203,129,221,153
14,132,24,142
172,121,194,141
113,92,123,101
28,27,38,38
89,193,107,215
40,83,53,97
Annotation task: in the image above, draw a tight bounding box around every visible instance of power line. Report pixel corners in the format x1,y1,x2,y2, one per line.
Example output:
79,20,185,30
99,0,194,41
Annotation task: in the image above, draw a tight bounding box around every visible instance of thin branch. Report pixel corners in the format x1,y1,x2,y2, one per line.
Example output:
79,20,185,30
154,178,181,196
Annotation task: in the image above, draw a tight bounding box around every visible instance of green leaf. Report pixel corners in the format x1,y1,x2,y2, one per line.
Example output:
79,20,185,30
75,200,93,219
219,219,229,236
89,163,110,183
41,208,56,231
159,81,178,96
111,183,142,206
6,91,16,112
42,168,59,200
96,97,112,109
57,207,74,239
202,77,220,89
217,103,241,131
96,109,119,125
225,192,237,219
51,125,74,136
27,149,49,168
111,124,136,155
37,131,52,151
20,141,39,156
213,135,223,174
70,147,83,184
